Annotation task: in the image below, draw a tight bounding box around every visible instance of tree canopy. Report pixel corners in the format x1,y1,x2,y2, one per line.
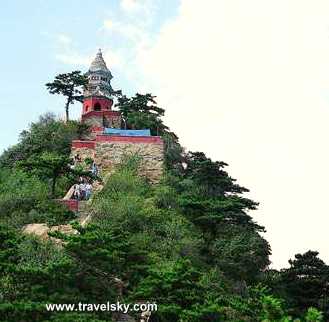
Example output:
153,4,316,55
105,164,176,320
46,71,88,122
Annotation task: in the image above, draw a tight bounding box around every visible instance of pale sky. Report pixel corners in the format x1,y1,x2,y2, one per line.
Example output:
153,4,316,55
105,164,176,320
2,0,329,268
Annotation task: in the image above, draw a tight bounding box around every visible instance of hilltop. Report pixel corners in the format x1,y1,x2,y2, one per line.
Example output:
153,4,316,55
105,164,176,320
0,51,328,322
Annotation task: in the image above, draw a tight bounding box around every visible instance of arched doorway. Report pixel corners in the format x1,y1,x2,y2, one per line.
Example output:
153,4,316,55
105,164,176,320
94,102,101,111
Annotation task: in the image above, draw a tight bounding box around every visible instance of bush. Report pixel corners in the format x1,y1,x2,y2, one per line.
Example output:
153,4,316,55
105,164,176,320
305,307,323,322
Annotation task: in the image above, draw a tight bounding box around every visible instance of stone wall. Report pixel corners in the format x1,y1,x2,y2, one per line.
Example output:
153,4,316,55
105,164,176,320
83,114,121,128
95,141,164,183
71,144,96,162
82,111,121,129
71,136,164,183
83,115,103,128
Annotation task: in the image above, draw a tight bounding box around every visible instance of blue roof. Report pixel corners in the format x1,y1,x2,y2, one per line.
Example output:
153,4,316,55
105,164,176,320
104,128,151,136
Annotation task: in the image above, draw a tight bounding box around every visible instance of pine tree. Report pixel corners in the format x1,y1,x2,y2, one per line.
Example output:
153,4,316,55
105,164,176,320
46,71,87,122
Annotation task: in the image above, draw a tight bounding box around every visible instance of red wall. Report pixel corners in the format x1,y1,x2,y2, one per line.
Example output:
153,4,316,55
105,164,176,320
72,141,96,149
96,134,163,144
90,126,104,132
83,97,113,114
57,199,79,212
72,135,163,150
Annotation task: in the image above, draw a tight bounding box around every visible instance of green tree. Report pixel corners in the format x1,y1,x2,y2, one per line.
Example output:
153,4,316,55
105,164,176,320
133,259,204,321
0,225,77,322
0,168,73,228
162,131,184,173
305,307,323,322
18,152,72,198
116,93,168,135
260,295,286,322
210,226,271,283
116,92,185,171
171,152,270,282
0,113,89,168
46,71,87,122
0,224,115,321
65,223,149,299
182,151,250,196
274,251,329,319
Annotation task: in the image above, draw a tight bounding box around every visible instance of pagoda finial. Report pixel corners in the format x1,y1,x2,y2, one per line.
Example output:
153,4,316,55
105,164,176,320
84,48,113,99
89,48,108,72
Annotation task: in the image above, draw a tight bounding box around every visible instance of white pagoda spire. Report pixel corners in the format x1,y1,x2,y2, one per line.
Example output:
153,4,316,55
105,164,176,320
89,48,109,72
84,49,113,98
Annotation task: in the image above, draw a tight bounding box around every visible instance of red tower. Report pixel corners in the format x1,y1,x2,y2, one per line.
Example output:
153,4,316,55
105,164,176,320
81,49,121,131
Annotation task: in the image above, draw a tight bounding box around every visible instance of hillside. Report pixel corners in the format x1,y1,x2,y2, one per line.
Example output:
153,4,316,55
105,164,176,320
0,92,329,321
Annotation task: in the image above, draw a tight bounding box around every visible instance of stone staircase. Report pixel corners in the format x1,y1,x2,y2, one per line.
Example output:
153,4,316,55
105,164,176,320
77,200,93,226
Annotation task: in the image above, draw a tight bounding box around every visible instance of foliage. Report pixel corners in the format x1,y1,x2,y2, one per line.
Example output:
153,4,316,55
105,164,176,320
210,226,271,282
45,71,88,122
116,93,167,136
133,259,205,321
0,224,115,322
0,113,89,168
305,307,323,322
167,151,271,283
0,97,327,321
66,223,149,294
115,93,183,171
270,251,329,319
0,168,74,228
17,152,73,197
0,154,325,321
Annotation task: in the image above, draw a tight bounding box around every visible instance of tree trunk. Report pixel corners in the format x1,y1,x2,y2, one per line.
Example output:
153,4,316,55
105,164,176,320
65,99,70,123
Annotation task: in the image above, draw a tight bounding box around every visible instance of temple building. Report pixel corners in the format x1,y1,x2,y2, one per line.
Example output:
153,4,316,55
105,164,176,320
71,49,164,183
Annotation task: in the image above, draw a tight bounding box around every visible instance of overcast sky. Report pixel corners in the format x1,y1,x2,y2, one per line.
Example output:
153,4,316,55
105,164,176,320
1,0,329,268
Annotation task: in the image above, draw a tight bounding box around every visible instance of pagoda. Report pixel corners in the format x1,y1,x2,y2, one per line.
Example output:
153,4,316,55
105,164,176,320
81,49,121,132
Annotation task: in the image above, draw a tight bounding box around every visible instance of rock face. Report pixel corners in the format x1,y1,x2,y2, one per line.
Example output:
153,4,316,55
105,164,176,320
22,223,78,244
72,136,164,183
23,223,50,240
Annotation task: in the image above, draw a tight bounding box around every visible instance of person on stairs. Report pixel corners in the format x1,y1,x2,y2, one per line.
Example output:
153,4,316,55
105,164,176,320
73,184,80,200
79,180,86,200
85,181,93,200
91,161,98,177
